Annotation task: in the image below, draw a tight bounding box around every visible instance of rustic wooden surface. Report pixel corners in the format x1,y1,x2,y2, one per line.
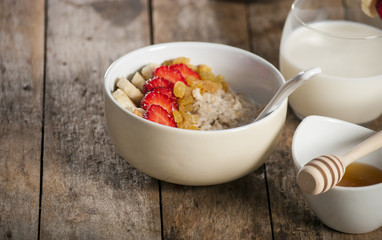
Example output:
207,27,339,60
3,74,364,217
0,0,44,239
1,0,381,239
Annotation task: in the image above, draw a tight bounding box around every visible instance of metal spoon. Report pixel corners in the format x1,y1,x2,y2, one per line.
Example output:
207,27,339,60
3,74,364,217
255,67,322,121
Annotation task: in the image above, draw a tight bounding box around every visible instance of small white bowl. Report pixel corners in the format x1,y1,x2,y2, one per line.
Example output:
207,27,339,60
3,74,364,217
292,115,382,234
104,42,288,186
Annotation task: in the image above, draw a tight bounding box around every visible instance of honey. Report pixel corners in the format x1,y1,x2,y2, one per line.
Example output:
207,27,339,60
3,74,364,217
337,162,382,187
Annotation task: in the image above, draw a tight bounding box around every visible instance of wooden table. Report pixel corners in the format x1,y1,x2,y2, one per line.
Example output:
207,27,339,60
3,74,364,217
1,0,381,239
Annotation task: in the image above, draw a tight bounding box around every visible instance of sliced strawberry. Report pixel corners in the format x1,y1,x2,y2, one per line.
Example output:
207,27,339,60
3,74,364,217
153,65,187,85
377,0,382,19
141,91,178,114
143,76,174,93
171,63,200,80
143,105,177,127
150,87,176,101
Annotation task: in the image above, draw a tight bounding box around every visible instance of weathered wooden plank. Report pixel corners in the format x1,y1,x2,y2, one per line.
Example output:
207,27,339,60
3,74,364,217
161,169,272,240
40,0,161,239
153,0,273,239
249,1,382,239
0,0,45,239
248,0,294,68
153,0,249,49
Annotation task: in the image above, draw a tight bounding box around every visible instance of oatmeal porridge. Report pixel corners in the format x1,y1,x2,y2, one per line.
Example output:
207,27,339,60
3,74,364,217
112,57,260,130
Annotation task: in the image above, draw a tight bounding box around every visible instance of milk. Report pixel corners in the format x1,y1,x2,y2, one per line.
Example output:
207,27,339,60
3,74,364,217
280,20,382,124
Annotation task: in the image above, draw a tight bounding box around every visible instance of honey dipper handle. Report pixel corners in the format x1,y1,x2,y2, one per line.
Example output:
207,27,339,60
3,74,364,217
341,130,382,167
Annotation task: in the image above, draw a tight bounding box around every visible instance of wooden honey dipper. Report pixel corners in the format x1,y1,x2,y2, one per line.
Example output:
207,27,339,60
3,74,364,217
297,130,382,195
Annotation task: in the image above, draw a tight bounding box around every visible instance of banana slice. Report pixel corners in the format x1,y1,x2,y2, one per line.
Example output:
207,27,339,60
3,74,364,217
116,76,144,104
131,72,146,92
112,89,136,112
362,0,378,17
141,63,160,80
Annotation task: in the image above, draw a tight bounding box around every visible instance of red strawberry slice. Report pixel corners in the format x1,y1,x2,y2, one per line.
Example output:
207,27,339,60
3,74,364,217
143,105,177,127
377,0,382,19
153,65,187,85
171,63,200,80
150,87,176,101
141,91,178,114
143,76,174,93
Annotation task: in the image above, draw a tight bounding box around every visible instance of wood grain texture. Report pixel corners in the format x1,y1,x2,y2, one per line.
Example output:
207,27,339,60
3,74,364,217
248,0,294,68
161,170,272,240
40,0,160,239
153,0,272,239
0,0,45,239
153,0,250,49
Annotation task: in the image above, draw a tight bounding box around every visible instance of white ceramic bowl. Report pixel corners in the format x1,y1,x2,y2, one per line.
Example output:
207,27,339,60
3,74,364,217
292,115,382,234
104,42,287,186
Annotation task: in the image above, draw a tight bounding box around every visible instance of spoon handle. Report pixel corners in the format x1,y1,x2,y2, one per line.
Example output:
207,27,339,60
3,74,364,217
341,130,382,167
255,67,321,121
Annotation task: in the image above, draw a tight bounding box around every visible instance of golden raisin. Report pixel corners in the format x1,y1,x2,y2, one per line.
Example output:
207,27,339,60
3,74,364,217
199,71,217,82
200,80,222,93
186,76,201,87
173,110,183,123
215,74,225,83
178,121,199,130
172,57,190,65
183,113,199,124
174,81,187,98
179,95,194,105
197,64,212,73
187,64,198,71
184,85,193,97
179,103,194,113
